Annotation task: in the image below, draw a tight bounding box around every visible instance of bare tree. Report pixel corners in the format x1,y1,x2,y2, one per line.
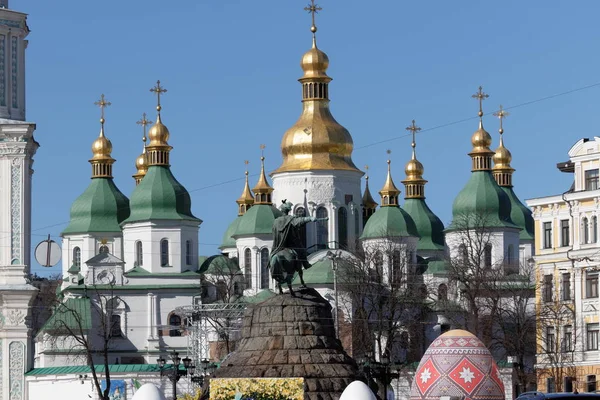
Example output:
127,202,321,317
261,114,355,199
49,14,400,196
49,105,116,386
29,272,62,337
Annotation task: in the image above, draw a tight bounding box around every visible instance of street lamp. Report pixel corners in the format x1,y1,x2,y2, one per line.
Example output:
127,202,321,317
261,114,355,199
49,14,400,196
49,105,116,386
190,358,217,388
359,352,400,400
326,250,342,339
157,350,194,400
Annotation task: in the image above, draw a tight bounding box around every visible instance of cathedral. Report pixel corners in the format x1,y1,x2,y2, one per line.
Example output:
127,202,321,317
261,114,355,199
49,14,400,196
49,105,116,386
0,1,537,399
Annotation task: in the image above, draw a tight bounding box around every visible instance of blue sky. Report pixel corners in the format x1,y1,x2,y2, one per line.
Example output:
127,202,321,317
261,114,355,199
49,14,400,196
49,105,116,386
23,0,600,275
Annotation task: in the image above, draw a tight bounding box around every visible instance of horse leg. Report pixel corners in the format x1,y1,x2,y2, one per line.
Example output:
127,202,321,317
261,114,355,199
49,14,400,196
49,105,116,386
277,282,283,295
299,268,307,289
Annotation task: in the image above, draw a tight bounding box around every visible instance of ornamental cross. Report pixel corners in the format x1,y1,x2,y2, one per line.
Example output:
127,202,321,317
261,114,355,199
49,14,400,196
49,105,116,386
136,112,153,142
150,80,167,111
405,119,421,148
493,105,509,133
94,94,111,122
471,86,489,116
304,0,322,31
260,144,266,158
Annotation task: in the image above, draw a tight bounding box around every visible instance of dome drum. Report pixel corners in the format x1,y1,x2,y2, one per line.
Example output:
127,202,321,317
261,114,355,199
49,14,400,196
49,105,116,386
145,146,171,167
90,160,114,179
302,81,330,101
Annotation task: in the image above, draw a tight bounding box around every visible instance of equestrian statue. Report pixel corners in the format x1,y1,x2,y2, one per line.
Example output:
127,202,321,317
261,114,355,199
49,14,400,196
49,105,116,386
268,200,328,295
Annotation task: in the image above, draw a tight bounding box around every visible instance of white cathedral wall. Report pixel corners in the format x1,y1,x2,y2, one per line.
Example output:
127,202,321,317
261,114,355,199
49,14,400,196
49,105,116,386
61,234,124,278
235,235,272,294
271,170,363,250
445,228,520,269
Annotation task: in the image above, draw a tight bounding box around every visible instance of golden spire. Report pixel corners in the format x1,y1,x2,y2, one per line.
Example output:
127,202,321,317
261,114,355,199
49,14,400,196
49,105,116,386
133,112,152,185
402,120,428,199
379,150,401,207
274,2,359,174
89,94,115,179
146,80,172,166
362,165,378,224
236,160,255,215
492,105,515,187
253,145,274,205
468,86,494,171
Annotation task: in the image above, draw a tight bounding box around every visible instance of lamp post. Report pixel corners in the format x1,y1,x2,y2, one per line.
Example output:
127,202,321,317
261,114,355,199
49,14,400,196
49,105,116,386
359,352,400,400
190,358,217,388
157,350,194,400
326,250,342,339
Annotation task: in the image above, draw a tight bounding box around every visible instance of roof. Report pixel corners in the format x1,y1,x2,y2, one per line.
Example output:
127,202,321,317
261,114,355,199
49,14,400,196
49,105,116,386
403,198,445,251
501,186,534,241
85,252,124,266
361,206,419,240
25,364,169,376
199,255,240,275
64,284,200,291
448,171,518,231
234,204,282,237
123,165,200,224
62,178,130,235
124,266,200,277
38,297,91,335
220,215,242,249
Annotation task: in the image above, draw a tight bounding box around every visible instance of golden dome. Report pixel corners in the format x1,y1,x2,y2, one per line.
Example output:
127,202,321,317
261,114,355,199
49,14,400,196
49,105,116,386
471,120,493,152
135,149,147,174
237,171,255,204
379,160,401,206
493,137,513,170
300,38,330,80
91,128,113,160
404,158,424,180
148,114,170,147
362,174,378,209
253,156,274,205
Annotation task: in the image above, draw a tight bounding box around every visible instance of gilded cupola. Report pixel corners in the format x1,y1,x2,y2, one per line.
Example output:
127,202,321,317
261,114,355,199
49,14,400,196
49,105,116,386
492,105,515,187
253,149,274,205
401,120,427,199
469,86,495,171
90,94,115,179
362,165,378,225
273,2,360,174
133,113,152,185
379,152,401,207
237,161,255,215
145,81,172,166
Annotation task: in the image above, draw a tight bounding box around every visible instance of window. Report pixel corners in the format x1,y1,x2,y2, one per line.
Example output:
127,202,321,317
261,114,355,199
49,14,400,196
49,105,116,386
562,273,571,301
564,377,574,393
484,244,492,268
547,377,556,393
438,284,448,302
587,272,598,298
295,207,307,250
372,251,384,282
244,248,252,289
135,241,143,267
73,247,81,267
543,274,553,302
338,207,348,249
99,245,109,254
316,207,328,249
354,210,360,237
594,216,598,243
561,219,570,247
583,217,590,244
588,375,597,393
507,244,514,263
160,239,169,267
546,326,556,352
459,244,468,264
391,250,402,285
185,240,193,265
110,315,122,337
586,169,599,191
260,248,269,289
588,323,599,351
563,325,573,352
543,222,552,249
169,314,182,337
216,281,227,301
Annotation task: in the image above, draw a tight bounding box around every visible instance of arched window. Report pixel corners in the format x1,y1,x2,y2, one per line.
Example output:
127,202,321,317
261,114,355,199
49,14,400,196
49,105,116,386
338,207,348,249
160,239,169,267
484,244,492,268
135,241,143,267
316,207,328,249
73,247,81,267
372,251,384,282
99,245,109,254
110,315,122,337
458,244,468,265
244,248,252,289
594,216,598,243
260,248,270,289
295,207,307,250
583,217,590,244
354,210,360,237
186,240,193,265
438,284,448,302
507,244,514,263
391,250,402,284
169,314,182,337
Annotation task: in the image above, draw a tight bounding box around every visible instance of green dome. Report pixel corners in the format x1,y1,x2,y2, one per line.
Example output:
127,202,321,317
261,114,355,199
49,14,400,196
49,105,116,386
403,199,445,251
501,186,534,240
234,204,282,237
448,171,518,230
123,166,199,224
220,216,242,250
62,178,130,235
199,255,240,275
360,206,419,240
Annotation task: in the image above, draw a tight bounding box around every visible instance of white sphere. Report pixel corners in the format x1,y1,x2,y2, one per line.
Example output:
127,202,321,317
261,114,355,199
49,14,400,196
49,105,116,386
131,383,166,400
340,380,377,400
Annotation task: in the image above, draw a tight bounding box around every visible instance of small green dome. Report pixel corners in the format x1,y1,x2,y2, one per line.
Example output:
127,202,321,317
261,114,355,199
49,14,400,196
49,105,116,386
220,216,242,250
62,178,130,235
199,255,240,275
123,166,199,224
501,187,534,240
404,199,445,251
361,206,419,240
449,171,517,230
234,204,282,237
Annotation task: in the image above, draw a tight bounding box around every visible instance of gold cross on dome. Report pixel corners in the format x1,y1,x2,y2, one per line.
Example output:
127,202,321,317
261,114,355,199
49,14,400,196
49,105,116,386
136,112,153,142
493,105,509,134
471,86,489,117
405,119,421,148
150,80,167,112
94,94,111,123
260,144,266,160
304,0,322,33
